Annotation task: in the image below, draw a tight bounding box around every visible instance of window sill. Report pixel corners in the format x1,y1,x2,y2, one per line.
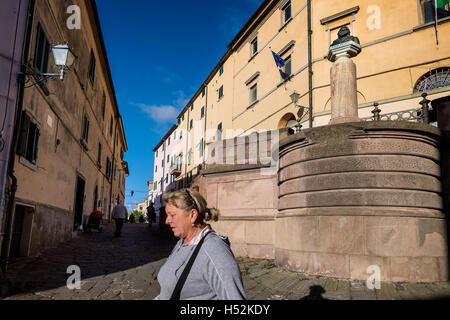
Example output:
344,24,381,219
277,74,294,87
248,51,259,63
279,17,293,32
413,16,450,32
246,99,259,110
80,139,89,151
19,156,37,171
88,75,95,89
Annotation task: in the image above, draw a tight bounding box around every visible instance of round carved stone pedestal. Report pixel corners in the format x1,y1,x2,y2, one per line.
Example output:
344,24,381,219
276,121,448,282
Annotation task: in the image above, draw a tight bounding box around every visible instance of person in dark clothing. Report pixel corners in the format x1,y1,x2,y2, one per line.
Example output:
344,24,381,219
147,203,156,227
112,201,128,237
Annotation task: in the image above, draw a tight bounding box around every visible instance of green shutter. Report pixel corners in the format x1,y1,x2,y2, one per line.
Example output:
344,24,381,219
31,125,40,164
86,118,90,143
437,0,450,8
17,111,30,157
34,24,50,73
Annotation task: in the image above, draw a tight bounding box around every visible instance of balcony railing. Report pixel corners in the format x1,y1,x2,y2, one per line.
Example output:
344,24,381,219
170,163,182,176
361,93,434,124
361,107,424,122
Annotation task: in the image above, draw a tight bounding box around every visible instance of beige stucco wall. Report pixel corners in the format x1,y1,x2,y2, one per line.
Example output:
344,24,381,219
12,0,126,256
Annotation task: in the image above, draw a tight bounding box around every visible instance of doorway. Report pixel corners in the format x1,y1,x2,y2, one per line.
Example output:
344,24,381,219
74,176,85,230
93,185,98,212
431,95,450,278
10,205,34,258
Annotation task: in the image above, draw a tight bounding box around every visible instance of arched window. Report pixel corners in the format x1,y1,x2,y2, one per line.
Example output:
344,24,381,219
414,67,450,92
278,113,296,129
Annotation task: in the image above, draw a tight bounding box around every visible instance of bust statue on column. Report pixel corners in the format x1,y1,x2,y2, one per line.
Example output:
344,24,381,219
327,26,362,124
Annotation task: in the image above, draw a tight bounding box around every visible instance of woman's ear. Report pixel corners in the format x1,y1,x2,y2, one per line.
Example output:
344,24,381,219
190,209,198,225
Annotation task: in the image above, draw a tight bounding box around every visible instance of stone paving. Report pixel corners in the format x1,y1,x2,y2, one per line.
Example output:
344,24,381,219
2,223,450,300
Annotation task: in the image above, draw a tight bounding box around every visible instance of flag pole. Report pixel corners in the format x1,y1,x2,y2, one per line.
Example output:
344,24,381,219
435,0,439,45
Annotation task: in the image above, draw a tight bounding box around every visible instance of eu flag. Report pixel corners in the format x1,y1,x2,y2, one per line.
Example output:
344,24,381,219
271,50,285,68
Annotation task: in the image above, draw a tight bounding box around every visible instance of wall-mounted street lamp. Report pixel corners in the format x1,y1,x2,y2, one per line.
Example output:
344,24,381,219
19,43,76,87
290,90,310,133
290,91,300,107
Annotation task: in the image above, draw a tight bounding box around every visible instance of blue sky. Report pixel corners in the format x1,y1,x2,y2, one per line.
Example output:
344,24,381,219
96,0,262,210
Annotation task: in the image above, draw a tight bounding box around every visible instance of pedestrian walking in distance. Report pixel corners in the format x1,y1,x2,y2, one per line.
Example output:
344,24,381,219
147,202,155,227
112,201,128,237
154,189,246,300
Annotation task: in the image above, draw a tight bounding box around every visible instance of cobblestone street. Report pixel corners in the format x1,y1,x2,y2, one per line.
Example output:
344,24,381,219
2,223,450,300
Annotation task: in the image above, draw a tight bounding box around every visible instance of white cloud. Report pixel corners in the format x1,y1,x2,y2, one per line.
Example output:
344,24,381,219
136,103,179,123
173,90,191,109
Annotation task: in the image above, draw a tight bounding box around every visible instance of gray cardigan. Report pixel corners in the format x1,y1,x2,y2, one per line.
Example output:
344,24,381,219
155,232,247,300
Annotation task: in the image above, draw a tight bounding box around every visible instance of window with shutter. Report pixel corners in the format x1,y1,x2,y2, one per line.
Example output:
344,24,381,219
89,50,96,85
98,143,102,164
199,138,204,157
82,115,89,143
250,83,258,104
106,157,111,179
217,123,222,141
17,111,31,157
101,92,106,119
421,0,450,23
281,1,292,25
29,124,40,164
17,111,40,164
34,23,50,73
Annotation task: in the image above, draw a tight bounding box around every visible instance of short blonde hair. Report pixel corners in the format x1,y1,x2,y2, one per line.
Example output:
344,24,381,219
162,189,220,226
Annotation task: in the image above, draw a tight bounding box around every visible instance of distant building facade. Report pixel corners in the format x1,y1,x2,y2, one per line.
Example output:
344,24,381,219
152,125,178,220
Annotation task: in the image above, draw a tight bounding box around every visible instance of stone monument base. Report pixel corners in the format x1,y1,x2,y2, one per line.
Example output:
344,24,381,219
276,121,448,282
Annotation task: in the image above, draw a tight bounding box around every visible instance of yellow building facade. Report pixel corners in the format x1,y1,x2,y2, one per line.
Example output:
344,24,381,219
165,0,450,188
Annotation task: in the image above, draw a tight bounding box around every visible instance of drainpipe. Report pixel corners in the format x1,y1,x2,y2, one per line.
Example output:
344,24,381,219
184,107,190,188
108,116,119,223
307,0,313,128
0,0,34,279
162,136,166,193
202,85,207,168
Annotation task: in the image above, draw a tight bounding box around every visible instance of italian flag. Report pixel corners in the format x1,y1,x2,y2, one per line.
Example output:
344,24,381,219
434,0,449,45
437,0,450,7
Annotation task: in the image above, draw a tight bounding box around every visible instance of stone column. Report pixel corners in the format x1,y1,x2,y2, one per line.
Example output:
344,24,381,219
327,27,362,124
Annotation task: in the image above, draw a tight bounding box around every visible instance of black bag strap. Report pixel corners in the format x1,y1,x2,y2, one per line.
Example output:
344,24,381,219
170,234,208,300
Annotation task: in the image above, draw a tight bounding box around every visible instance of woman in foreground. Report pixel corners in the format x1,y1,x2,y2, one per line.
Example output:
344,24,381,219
154,189,246,300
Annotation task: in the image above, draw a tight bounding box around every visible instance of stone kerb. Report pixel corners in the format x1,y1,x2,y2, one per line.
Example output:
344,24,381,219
276,121,448,282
